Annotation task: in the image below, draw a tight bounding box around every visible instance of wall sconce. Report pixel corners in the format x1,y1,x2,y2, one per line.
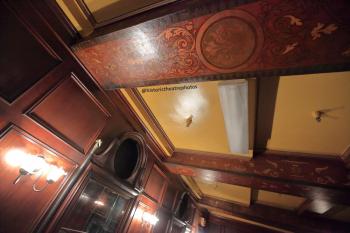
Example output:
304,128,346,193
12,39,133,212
185,228,192,233
134,207,159,233
142,212,159,225
5,149,67,191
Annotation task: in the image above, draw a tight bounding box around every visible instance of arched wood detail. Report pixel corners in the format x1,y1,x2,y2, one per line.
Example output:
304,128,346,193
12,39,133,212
93,131,147,192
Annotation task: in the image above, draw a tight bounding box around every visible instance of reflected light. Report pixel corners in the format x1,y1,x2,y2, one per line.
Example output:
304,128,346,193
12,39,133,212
21,155,46,174
80,194,89,201
46,165,66,183
5,149,27,167
171,88,207,125
134,207,144,220
142,212,159,225
94,200,105,206
133,28,156,58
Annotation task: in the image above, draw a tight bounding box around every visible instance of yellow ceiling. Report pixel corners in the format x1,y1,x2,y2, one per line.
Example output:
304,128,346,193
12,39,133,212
84,0,164,23
137,80,255,158
139,82,232,154
268,71,350,156
57,0,167,36
193,177,251,206
254,190,305,211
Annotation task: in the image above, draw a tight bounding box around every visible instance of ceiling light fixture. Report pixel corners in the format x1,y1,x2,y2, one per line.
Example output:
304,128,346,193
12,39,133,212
218,80,249,154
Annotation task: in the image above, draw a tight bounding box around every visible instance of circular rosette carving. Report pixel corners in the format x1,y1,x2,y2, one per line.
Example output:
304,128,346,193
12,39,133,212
158,24,201,76
196,10,263,73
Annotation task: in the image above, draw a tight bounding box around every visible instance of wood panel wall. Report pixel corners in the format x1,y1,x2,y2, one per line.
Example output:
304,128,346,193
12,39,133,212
0,1,195,233
124,150,189,233
0,1,123,232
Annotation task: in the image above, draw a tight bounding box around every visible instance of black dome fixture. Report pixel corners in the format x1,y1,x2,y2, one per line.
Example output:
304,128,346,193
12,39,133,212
176,192,191,221
93,132,147,192
114,138,139,180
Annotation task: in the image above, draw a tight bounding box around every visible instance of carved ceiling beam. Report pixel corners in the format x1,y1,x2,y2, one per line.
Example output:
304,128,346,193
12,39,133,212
199,197,350,233
164,151,350,205
167,150,350,188
74,0,350,88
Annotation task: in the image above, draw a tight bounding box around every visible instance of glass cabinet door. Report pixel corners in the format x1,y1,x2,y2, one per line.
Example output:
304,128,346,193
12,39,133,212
57,179,130,233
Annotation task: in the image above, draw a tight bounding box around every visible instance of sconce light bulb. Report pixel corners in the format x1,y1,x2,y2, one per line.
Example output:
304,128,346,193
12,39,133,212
142,212,159,225
46,165,66,183
21,155,47,174
94,200,105,206
5,149,27,167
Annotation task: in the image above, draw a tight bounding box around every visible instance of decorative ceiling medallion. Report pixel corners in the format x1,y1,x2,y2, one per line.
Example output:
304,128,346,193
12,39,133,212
196,10,264,73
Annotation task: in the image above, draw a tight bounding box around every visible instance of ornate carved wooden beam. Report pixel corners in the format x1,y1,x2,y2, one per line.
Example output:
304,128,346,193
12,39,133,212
164,150,350,205
168,150,349,188
74,0,350,88
199,197,350,233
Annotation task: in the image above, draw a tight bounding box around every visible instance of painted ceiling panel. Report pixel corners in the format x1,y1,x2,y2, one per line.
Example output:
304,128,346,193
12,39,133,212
254,190,305,211
139,81,232,155
193,178,251,206
268,71,350,156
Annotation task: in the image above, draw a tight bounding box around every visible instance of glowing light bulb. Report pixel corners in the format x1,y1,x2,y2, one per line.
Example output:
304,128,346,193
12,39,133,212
21,155,46,174
134,208,144,220
142,212,159,225
5,149,27,167
94,200,105,206
46,165,66,183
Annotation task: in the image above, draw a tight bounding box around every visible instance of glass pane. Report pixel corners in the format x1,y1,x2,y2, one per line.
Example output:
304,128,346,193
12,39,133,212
57,179,128,233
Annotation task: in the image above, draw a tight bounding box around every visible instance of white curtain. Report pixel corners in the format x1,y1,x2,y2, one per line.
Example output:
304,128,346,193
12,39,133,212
218,80,249,154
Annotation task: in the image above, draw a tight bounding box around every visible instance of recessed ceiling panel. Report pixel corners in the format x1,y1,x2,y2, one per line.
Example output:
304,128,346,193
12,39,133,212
194,178,251,206
254,190,305,211
139,81,232,155
268,71,350,156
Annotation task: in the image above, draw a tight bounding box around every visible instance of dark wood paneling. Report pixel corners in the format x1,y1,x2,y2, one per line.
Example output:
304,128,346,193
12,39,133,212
168,217,186,233
29,73,110,154
74,0,350,88
0,2,122,233
144,164,167,203
53,166,135,233
153,208,171,233
126,195,158,233
0,127,76,233
0,1,60,103
163,184,178,211
31,0,80,45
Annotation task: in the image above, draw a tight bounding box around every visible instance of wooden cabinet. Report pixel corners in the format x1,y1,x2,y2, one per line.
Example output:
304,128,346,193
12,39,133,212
0,1,112,232
144,165,167,203
126,195,158,233
53,168,135,233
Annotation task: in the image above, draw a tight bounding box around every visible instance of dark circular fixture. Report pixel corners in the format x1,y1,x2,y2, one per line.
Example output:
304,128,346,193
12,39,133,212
114,138,139,179
93,132,147,192
177,193,190,219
